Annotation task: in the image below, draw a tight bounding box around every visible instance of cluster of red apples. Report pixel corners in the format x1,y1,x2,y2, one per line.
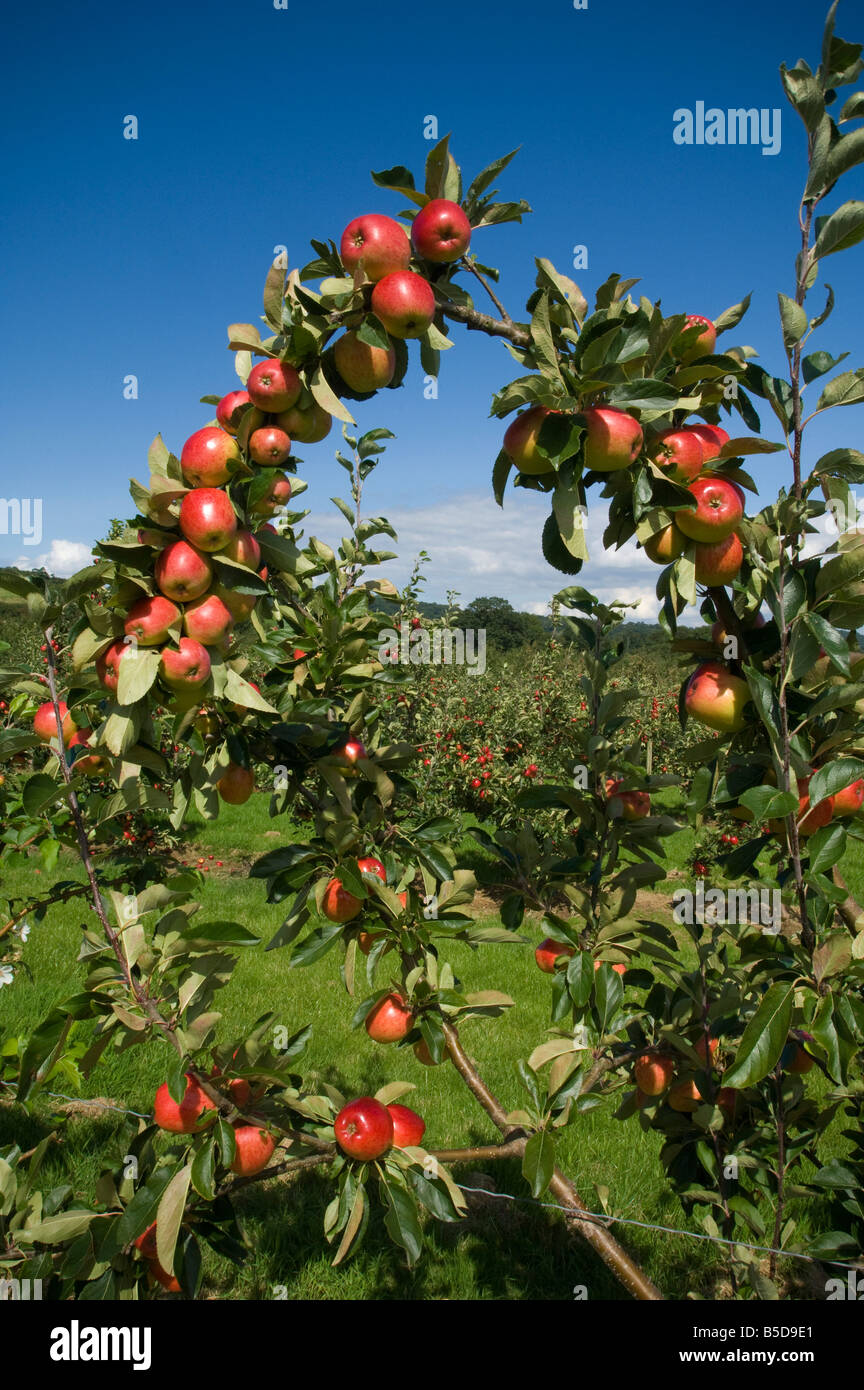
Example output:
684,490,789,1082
503,316,755,738
632,1032,814,1119
335,199,472,386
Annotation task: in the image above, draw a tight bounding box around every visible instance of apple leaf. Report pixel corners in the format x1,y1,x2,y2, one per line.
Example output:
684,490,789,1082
116,647,160,707
424,133,451,200
309,364,355,424
381,1174,423,1266
722,983,794,1089
222,669,279,715
464,147,520,211
778,293,808,350
156,1162,192,1276
717,437,784,457
370,165,428,208
817,367,864,411
522,1129,555,1198
714,293,752,334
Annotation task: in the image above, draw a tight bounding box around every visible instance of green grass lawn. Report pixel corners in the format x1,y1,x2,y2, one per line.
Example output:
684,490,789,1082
0,792,852,1300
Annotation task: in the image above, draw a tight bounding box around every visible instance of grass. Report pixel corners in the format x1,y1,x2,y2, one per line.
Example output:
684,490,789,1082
0,790,855,1300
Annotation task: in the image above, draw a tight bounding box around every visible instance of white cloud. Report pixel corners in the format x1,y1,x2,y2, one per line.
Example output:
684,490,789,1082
15,539,93,577
296,492,662,619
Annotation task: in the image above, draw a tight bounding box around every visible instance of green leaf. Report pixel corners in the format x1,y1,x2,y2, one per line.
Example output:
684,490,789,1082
713,294,752,334
117,647,160,707
817,367,864,411
809,757,864,805
778,293,808,350
190,1138,216,1200
23,1210,102,1243
309,364,355,425
723,983,795,1088
465,148,519,209
370,166,427,208
807,822,847,874
529,292,563,382
424,134,451,200
156,1162,192,1276
381,1175,423,1266
565,951,595,1008
22,772,62,818
803,351,850,384
522,1129,555,1198
814,200,864,257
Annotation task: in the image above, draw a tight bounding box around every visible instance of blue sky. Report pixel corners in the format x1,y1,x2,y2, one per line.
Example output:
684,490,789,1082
1,0,861,616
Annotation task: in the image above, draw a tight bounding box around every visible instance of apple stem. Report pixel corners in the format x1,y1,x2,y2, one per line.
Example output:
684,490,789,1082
462,257,512,325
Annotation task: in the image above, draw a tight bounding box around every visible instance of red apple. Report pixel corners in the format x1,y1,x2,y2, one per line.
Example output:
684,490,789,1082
153,1075,217,1133
643,523,687,564
230,1125,276,1176
796,775,834,836
694,532,743,586
334,1097,393,1160
219,529,260,569
159,637,212,693
67,729,108,774
687,422,730,463
534,937,575,973
668,1079,702,1112
694,1036,720,1064
332,739,367,775
503,406,556,477
781,1041,814,1074
634,1054,675,1096
411,199,472,263
581,407,643,472
685,660,750,733
33,700,77,746
648,429,704,483
340,214,411,282
595,960,626,976
249,426,292,467
147,1259,181,1293
217,762,254,805
606,777,650,820
135,1223,181,1293
365,992,414,1043
371,270,435,339
387,1103,426,1148
96,640,130,693
674,315,717,363
413,1039,439,1066
334,331,396,392
213,583,258,624
247,359,301,413
830,777,864,818
322,877,362,923
183,593,234,646
124,595,181,646
179,488,237,553
676,476,743,543
155,540,213,602
216,390,251,435
250,472,292,517
180,426,241,488
273,404,327,445
357,856,386,881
